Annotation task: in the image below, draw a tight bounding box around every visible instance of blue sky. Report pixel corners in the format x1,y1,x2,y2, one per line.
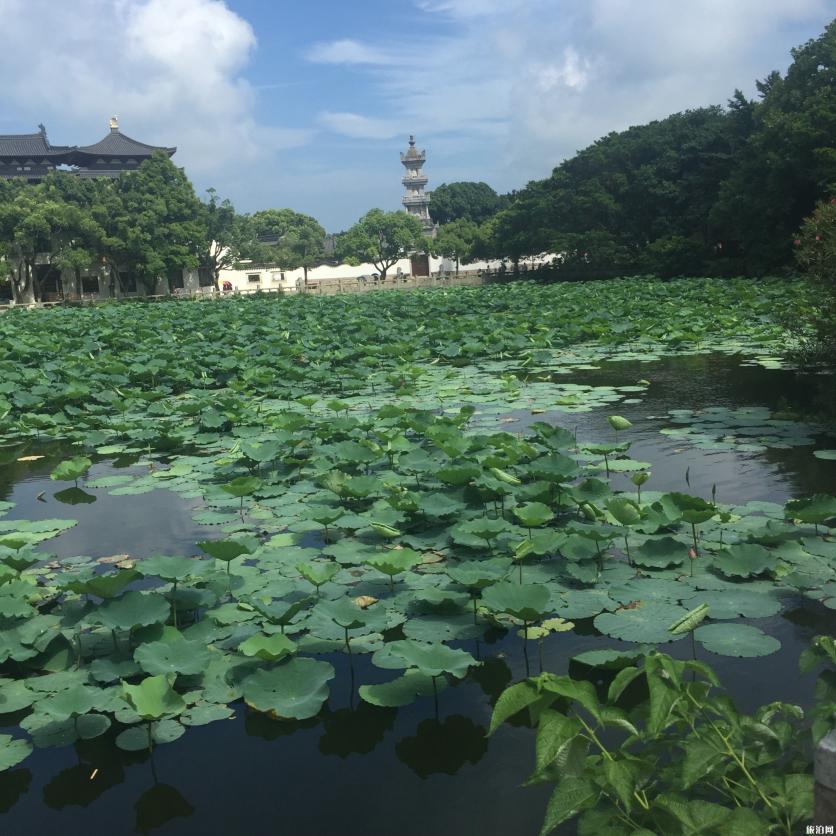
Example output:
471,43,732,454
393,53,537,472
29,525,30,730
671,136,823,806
0,0,834,231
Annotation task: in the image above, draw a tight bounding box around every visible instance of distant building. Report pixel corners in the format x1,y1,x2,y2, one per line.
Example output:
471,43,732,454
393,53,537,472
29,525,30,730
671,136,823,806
0,117,175,183
400,135,436,237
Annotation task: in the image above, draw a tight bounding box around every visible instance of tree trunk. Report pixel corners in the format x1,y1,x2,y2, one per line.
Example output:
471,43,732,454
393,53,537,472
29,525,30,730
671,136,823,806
303,264,308,286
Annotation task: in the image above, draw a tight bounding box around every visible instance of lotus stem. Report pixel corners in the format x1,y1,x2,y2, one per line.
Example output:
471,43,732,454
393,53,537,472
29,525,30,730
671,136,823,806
691,522,699,554
519,561,523,584
472,594,478,624
344,627,352,656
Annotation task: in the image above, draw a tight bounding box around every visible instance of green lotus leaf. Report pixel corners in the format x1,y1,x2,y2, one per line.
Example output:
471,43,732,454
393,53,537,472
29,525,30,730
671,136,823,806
122,674,186,720
181,702,235,726
570,647,650,670
139,555,205,581
241,657,335,720
0,679,35,716
785,494,836,525
416,493,467,518
97,591,171,631
594,602,689,644
68,568,141,599
528,453,579,483
481,582,551,622
370,639,479,678
401,613,484,643
37,684,100,720
76,713,111,740
366,548,422,579
555,589,615,619
513,502,554,528
220,476,262,498
50,457,92,483
606,498,642,526
0,735,32,771
813,449,836,460
134,634,214,676
299,561,340,588
663,492,716,524
90,657,142,684
632,536,687,569
693,588,782,619
446,558,511,590
694,623,781,657
238,633,297,661
359,669,447,707
712,543,777,578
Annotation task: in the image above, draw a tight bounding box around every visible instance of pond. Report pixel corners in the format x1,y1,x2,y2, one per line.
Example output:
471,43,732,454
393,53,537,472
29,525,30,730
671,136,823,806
0,348,833,836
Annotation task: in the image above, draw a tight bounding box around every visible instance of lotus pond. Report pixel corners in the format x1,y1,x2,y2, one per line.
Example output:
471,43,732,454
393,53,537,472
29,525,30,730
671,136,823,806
0,278,834,835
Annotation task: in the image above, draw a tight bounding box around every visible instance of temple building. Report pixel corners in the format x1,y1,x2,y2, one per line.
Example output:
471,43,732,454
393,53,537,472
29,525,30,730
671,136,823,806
0,118,175,183
400,135,436,236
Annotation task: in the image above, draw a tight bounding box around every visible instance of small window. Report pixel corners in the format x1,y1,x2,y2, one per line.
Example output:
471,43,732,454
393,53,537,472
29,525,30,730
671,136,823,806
247,274,260,284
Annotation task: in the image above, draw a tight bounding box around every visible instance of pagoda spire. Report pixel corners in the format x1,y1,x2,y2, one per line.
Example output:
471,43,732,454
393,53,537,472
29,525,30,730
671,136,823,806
400,135,435,236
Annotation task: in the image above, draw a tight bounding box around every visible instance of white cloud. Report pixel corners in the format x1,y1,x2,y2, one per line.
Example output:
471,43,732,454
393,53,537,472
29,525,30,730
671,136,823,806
306,39,391,65
317,112,400,139
0,0,309,183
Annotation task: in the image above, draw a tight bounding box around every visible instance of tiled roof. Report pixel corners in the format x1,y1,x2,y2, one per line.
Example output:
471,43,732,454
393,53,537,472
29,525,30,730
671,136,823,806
76,129,175,157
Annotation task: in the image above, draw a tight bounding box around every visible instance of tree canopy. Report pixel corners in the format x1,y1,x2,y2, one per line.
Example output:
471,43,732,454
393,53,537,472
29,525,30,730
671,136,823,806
336,209,428,279
429,181,507,226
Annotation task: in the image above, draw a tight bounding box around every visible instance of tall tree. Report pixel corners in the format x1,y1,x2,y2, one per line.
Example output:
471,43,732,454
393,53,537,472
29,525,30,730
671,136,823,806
199,189,245,290
113,153,203,294
429,181,507,225
336,209,428,280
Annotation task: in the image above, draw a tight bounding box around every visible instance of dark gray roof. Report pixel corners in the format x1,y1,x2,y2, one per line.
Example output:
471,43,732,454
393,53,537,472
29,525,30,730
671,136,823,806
0,131,73,157
76,129,175,158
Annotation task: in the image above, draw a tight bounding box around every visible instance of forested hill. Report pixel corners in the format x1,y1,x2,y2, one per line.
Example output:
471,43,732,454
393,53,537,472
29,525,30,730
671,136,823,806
478,19,836,278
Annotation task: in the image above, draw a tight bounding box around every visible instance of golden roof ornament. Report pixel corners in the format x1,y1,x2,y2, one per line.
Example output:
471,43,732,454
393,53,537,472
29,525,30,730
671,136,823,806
109,116,119,130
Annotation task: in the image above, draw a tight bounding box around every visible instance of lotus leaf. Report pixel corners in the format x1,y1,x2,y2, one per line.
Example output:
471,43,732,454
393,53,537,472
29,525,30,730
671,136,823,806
370,639,479,678
96,591,171,631
632,536,687,569
481,582,551,622
712,543,777,578
242,657,335,720
50,457,92,483
122,674,186,720
134,634,214,676
0,735,32,771
594,602,689,643
694,623,780,657
359,670,448,707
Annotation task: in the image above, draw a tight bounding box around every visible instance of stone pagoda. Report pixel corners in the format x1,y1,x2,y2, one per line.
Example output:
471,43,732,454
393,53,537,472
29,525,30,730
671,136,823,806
400,135,435,236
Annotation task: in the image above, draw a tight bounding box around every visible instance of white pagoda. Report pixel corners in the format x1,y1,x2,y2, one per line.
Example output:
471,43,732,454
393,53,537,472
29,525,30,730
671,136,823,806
400,135,435,236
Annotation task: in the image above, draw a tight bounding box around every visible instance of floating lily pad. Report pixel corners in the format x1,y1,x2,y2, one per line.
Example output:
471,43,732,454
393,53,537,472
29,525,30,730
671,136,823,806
693,623,780,657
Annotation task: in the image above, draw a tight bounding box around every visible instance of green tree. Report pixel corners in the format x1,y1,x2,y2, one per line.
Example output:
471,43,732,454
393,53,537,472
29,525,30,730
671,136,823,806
428,181,507,225
199,189,246,290
795,197,836,360
431,218,478,274
245,208,327,285
336,209,428,280
113,152,204,295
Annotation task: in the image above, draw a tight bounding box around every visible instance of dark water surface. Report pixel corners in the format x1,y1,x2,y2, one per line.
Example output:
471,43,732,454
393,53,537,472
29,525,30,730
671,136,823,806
0,355,834,836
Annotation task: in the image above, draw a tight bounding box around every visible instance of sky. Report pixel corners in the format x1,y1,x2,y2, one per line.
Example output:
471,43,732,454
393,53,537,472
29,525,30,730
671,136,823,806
0,0,833,232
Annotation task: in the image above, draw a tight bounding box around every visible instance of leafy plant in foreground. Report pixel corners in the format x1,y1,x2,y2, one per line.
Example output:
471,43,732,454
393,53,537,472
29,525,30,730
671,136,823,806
489,649,814,835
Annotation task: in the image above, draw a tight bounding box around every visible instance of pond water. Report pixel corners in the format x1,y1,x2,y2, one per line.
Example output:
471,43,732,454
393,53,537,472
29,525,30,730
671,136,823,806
0,353,834,836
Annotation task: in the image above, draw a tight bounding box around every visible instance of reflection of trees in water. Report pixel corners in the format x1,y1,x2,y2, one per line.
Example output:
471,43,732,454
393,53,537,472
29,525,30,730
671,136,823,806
395,715,487,778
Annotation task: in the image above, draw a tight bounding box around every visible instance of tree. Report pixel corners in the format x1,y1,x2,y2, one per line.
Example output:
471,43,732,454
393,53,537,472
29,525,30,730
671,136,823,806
244,209,327,285
336,209,428,280
199,189,245,290
794,197,836,360
112,152,204,295
428,181,507,225
431,218,478,273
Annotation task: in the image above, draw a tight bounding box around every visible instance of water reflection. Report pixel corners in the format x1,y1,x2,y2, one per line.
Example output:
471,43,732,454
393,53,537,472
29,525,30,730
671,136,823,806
54,487,97,506
244,707,318,742
135,782,194,834
0,769,30,813
395,715,487,778
42,735,125,810
318,702,396,758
